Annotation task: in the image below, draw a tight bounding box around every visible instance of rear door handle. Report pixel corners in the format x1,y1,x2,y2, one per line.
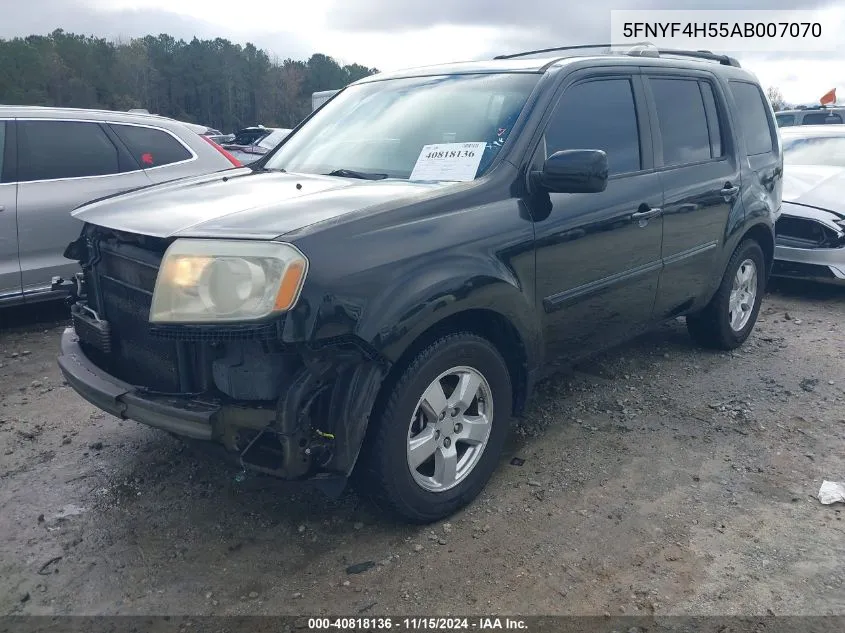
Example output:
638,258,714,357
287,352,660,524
631,206,662,220
0,205,5,212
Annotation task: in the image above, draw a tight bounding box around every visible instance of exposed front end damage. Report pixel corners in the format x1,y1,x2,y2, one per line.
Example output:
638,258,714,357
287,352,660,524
57,225,389,494
773,204,845,284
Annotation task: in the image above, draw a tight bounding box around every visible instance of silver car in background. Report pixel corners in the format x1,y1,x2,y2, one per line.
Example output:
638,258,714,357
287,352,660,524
773,125,845,285
0,106,241,306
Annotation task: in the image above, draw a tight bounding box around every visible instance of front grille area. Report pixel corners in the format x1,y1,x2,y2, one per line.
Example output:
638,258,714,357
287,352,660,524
98,275,182,391
98,248,160,292
75,228,292,397
83,237,183,392
149,321,284,341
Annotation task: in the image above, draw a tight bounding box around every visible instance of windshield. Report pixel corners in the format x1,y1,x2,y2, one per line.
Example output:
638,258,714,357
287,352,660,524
782,135,845,167
264,73,540,181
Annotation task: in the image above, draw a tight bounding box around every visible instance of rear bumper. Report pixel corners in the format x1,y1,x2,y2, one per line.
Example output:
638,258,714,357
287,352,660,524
773,244,845,284
57,327,216,440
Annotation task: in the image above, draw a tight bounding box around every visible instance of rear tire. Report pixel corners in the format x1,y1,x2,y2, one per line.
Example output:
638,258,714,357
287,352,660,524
686,239,766,350
360,332,512,523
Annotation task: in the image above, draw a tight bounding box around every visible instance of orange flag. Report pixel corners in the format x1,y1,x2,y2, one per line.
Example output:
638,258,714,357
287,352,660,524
820,88,836,105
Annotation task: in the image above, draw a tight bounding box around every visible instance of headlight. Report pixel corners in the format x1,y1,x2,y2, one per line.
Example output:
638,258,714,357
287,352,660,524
149,239,308,323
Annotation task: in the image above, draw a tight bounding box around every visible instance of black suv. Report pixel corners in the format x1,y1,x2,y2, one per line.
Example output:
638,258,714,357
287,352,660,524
57,44,783,523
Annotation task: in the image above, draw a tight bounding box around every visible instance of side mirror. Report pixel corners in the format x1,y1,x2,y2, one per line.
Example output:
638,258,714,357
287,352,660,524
535,149,608,194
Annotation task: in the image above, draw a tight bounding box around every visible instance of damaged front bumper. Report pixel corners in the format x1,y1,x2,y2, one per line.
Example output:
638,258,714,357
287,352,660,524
57,225,391,493
59,327,218,440
58,325,388,493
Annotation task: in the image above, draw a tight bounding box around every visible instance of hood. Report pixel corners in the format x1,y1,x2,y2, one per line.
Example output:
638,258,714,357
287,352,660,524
71,168,447,239
782,164,845,215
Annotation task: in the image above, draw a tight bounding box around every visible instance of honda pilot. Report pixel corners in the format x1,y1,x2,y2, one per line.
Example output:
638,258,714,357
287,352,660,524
57,44,782,523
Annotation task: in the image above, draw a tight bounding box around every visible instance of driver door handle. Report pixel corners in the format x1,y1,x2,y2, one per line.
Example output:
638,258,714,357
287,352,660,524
631,206,662,220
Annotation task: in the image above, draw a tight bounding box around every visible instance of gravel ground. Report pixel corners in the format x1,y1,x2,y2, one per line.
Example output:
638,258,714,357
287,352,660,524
1,279,843,617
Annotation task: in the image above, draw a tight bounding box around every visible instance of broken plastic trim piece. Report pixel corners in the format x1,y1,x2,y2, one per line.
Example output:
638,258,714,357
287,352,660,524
819,480,845,505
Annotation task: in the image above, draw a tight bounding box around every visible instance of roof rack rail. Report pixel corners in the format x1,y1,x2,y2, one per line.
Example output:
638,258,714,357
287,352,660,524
494,43,617,59
494,42,741,67
652,47,741,67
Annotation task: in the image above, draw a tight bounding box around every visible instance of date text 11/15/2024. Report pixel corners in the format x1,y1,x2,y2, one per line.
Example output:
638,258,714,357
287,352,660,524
307,617,528,630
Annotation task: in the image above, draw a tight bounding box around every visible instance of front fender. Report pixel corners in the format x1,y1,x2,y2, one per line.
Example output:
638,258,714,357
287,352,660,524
353,254,541,369
326,258,539,478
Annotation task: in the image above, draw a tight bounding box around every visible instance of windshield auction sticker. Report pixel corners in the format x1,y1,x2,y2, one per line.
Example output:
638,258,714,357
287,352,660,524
409,142,487,182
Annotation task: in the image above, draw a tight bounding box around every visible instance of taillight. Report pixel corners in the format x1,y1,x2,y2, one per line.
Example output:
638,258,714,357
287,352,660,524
200,134,242,167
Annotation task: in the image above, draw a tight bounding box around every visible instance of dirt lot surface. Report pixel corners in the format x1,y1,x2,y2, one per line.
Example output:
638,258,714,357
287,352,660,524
1,281,843,617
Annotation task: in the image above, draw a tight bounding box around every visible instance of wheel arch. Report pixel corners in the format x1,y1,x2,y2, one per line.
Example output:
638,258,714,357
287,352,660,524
740,221,775,280
708,220,775,303
371,307,533,423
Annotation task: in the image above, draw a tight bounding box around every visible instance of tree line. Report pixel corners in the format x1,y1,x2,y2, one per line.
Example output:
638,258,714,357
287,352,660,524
0,30,379,132
766,86,787,111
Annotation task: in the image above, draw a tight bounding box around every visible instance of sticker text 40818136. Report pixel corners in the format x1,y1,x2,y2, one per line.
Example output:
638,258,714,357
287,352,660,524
425,148,478,160
409,141,487,182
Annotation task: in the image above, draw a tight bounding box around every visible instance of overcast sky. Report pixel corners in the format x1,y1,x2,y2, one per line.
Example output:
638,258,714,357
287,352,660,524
3,0,845,104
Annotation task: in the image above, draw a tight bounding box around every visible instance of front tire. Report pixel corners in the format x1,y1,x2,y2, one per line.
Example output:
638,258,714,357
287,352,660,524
686,239,766,350
360,332,512,523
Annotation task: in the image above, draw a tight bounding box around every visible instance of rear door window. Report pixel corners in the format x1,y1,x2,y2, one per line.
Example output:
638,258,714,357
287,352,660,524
17,120,120,182
649,78,714,167
109,124,193,168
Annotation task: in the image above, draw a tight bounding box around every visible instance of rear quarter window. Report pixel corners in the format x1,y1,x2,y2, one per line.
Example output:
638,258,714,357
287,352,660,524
109,124,193,168
728,81,777,156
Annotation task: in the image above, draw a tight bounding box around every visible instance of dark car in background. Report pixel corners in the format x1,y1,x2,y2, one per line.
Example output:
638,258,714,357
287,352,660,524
57,44,781,523
227,128,292,165
222,126,273,150
772,125,845,284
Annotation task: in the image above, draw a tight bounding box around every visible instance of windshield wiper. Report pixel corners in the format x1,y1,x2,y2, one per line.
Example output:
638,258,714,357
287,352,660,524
324,168,389,180
253,166,286,172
